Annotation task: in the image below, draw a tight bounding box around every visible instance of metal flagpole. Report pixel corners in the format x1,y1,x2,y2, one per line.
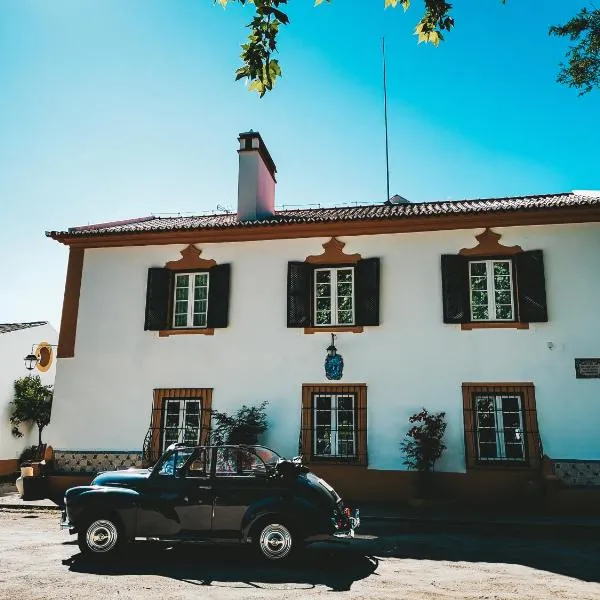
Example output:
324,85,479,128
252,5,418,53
382,36,390,204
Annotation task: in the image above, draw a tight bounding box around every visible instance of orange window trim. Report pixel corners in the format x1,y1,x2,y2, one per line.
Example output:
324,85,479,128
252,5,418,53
301,383,367,467
150,388,213,457
462,382,540,470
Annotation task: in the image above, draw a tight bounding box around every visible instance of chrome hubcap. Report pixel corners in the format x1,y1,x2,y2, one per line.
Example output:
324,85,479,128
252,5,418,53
86,519,118,553
259,523,292,559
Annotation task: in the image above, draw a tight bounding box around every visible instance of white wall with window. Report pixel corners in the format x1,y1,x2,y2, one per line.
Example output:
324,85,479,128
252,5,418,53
47,221,600,473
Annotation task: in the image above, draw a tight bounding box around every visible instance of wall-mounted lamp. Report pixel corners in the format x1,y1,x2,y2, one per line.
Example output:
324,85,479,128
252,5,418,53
23,342,57,372
324,333,344,380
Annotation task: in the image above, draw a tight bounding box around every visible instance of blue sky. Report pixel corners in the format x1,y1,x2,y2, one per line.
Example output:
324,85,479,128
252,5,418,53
0,0,598,330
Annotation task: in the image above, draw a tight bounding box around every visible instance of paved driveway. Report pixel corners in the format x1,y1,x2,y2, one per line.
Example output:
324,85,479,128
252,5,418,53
0,508,599,600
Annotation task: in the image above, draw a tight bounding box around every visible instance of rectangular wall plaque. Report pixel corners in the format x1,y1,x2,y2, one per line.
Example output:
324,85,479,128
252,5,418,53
575,358,600,379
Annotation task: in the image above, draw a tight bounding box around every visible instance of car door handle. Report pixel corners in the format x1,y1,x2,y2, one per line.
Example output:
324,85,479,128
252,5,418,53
196,486,212,490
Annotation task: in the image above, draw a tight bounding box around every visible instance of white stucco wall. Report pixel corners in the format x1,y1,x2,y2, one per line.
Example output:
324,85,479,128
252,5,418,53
0,323,58,461
47,223,600,471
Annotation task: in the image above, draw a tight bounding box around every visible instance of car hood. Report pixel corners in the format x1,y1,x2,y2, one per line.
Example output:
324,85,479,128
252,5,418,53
92,468,151,487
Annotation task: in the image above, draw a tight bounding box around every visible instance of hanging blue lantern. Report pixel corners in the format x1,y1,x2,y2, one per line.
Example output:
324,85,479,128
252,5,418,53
324,334,344,380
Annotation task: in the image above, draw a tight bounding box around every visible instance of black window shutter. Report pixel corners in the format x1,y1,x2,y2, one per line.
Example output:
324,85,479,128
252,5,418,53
206,263,231,328
287,262,312,327
355,257,381,326
144,268,172,331
515,250,548,322
441,255,469,323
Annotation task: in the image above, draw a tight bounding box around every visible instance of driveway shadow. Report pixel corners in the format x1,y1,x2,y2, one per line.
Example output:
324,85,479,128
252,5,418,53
64,542,378,591
362,530,600,584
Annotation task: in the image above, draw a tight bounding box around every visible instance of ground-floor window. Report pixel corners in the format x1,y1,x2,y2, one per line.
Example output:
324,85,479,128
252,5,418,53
462,382,541,468
144,388,213,464
301,384,367,465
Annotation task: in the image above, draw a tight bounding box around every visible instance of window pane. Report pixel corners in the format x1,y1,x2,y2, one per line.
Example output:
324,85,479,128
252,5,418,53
175,300,188,314
316,431,331,455
495,305,513,320
477,412,494,428
317,297,332,311
193,314,207,327
505,444,524,460
315,270,331,284
471,290,488,305
195,286,208,301
337,310,353,324
337,269,353,283
337,396,353,411
174,314,187,327
215,447,238,475
175,287,188,301
471,276,487,291
316,396,331,411
471,305,489,320
478,428,497,443
478,443,497,459
316,283,330,297
493,262,510,276
470,262,487,276
495,291,512,305
502,412,520,429
194,273,208,287
502,396,520,412
494,276,512,291
338,440,355,457
476,396,495,412
176,274,190,288
316,311,332,325
338,296,352,311
337,411,354,427
338,283,352,297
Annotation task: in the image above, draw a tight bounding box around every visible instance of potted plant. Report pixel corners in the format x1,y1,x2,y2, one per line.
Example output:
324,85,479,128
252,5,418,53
400,408,447,503
211,401,269,445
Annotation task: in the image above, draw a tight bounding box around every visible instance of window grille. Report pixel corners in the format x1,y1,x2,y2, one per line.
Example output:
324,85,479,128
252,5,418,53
143,388,212,466
301,384,367,465
462,383,542,468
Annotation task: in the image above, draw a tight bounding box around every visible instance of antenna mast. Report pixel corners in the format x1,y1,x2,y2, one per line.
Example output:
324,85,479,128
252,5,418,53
382,37,390,204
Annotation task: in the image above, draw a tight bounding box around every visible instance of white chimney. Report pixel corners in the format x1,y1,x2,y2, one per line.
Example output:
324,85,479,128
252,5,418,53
237,131,277,221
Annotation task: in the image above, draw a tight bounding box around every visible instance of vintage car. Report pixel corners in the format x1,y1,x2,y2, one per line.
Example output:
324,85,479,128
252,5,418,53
61,444,360,561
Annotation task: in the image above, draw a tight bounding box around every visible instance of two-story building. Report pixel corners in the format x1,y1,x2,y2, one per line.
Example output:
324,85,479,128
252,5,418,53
37,132,600,507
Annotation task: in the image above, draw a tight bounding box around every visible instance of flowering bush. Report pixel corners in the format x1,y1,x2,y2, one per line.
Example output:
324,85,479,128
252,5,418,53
400,408,447,472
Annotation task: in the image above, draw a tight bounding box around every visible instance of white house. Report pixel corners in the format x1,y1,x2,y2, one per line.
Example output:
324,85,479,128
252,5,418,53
0,321,58,476
38,132,600,507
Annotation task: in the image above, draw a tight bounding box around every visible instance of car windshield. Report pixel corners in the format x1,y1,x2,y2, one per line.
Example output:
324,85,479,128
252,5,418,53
250,446,282,466
156,448,194,476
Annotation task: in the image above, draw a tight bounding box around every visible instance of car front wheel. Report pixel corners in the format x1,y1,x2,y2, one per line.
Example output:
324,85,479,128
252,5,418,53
78,517,124,558
256,522,294,561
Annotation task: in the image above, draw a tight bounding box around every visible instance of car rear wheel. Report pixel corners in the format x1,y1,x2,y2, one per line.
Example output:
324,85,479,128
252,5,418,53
78,516,124,558
256,522,294,561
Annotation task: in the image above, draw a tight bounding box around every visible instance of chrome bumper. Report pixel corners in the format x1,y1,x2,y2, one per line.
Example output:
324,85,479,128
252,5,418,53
333,508,360,539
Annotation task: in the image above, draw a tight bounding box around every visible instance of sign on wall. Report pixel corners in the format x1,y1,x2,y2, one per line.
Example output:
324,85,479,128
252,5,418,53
575,358,600,379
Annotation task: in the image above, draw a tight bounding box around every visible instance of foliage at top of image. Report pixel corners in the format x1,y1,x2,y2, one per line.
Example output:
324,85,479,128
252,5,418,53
10,375,53,449
400,408,447,472
215,0,599,96
211,400,269,445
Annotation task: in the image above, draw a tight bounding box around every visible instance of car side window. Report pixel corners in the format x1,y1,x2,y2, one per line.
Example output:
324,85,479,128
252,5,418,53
186,449,209,478
215,448,266,477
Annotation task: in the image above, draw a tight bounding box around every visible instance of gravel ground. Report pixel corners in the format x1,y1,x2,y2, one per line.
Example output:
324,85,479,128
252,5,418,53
0,508,599,600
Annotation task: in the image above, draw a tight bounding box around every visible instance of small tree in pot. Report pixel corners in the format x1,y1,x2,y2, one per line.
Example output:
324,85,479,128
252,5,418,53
10,375,53,459
400,408,447,500
211,401,269,445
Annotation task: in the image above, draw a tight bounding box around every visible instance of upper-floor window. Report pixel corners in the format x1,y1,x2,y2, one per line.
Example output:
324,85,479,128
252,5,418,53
144,245,230,335
468,259,515,321
314,267,355,326
442,236,547,328
173,272,210,328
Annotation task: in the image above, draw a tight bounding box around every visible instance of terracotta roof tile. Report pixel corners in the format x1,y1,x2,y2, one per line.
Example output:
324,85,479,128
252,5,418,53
47,191,600,239
0,322,48,335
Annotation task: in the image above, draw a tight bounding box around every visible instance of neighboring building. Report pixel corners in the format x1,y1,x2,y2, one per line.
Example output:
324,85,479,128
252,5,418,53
41,132,600,506
0,322,58,476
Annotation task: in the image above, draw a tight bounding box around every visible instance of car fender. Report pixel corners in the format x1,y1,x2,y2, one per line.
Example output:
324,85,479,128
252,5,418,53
241,496,324,542
66,485,140,538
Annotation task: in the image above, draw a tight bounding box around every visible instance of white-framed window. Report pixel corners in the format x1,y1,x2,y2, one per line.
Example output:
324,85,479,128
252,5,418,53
314,267,355,326
162,398,202,451
173,272,210,328
469,259,514,321
313,394,356,458
475,394,525,462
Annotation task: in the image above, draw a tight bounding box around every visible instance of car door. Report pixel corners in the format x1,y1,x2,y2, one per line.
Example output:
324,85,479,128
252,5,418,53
211,447,272,541
137,448,213,538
